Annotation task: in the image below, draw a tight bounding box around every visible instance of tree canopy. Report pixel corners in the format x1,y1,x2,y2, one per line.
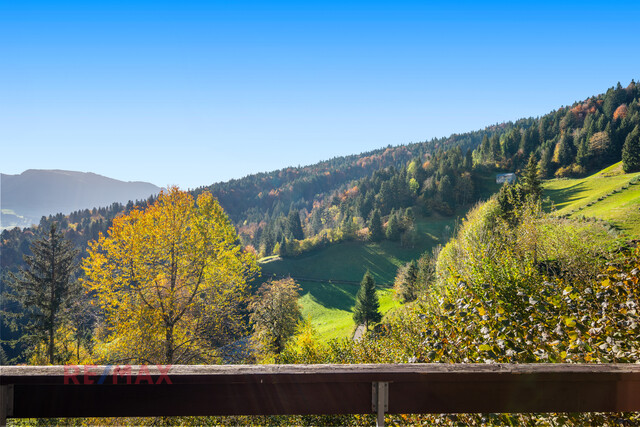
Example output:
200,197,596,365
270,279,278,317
249,277,302,356
82,187,258,364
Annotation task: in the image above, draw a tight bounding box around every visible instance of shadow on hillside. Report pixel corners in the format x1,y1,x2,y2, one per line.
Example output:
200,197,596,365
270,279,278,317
545,182,587,210
301,282,357,312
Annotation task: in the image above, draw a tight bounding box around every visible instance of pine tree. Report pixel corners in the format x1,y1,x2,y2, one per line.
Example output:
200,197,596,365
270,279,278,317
352,271,381,330
538,148,553,178
395,260,419,303
385,212,401,241
287,209,304,240
521,154,543,200
4,223,79,364
622,125,640,173
368,209,384,242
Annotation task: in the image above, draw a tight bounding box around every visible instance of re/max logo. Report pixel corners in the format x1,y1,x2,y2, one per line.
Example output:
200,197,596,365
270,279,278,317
64,365,172,385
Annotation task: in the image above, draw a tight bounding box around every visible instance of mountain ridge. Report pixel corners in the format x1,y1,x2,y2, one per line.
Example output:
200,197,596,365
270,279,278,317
1,169,161,229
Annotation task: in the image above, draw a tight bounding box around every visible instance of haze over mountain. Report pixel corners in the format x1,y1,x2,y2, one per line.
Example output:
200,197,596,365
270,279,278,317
1,170,161,229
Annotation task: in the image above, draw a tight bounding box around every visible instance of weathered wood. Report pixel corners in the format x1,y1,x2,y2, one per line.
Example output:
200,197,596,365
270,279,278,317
2,364,640,418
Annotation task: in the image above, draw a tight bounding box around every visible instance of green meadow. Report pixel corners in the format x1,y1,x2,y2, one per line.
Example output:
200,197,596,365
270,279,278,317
544,162,640,236
259,215,457,340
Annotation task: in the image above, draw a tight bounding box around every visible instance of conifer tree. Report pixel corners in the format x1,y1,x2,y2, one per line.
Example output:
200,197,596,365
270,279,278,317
395,260,419,303
4,223,79,364
521,154,543,200
353,271,381,330
287,209,304,240
622,125,640,173
368,209,384,242
385,211,401,241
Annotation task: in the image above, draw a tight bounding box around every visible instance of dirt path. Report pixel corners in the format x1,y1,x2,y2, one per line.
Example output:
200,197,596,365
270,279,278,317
352,324,366,341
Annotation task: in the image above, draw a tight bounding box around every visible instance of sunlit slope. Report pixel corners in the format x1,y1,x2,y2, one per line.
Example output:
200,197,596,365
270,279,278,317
544,162,640,235
258,215,456,340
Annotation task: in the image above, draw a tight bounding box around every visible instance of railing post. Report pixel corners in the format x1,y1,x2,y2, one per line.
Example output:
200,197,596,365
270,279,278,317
0,384,14,427
372,382,388,427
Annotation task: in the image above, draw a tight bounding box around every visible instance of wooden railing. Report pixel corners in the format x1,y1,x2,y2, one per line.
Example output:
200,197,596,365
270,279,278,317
2,364,640,426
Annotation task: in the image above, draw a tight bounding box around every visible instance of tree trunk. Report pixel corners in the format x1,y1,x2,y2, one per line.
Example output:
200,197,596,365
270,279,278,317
49,233,56,365
165,324,174,364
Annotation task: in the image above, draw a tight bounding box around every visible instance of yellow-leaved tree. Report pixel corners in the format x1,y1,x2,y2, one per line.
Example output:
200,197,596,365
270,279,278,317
82,187,258,364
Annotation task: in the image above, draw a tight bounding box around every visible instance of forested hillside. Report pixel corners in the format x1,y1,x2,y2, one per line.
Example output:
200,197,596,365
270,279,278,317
2,81,639,271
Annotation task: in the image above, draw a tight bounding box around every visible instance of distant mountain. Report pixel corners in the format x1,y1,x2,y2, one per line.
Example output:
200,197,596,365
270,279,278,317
1,170,161,229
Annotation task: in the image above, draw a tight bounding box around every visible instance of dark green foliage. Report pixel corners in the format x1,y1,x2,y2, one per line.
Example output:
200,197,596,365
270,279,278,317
3,223,79,364
622,125,640,173
385,212,401,241
368,209,384,242
287,209,304,240
556,133,574,166
353,271,381,330
520,154,543,200
538,147,553,178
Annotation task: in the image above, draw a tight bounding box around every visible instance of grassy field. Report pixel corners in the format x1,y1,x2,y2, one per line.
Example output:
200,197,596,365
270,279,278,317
544,162,640,236
258,215,457,341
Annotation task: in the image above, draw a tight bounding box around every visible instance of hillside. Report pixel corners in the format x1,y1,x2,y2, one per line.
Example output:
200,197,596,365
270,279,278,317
545,162,640,235
266,162,640,341
0,170,161,229
259,214,458,339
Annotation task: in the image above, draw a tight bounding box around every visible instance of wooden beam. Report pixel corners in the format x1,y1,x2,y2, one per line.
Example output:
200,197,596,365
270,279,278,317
2,364,640,418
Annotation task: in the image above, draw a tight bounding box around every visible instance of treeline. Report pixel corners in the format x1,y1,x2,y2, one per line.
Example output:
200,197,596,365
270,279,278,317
474,81,640,177
249,146,479,258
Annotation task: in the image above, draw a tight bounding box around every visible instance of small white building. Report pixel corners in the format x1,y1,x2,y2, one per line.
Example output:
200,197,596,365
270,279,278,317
496,173,516,184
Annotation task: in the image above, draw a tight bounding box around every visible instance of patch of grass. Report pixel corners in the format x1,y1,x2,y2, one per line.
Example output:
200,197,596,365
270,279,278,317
543,161,640,235
259,215,456,341
298,284,400,341
260,215,456,286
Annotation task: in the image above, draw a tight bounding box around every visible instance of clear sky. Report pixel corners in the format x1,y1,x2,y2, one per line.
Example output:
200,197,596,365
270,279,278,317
1,1,639,189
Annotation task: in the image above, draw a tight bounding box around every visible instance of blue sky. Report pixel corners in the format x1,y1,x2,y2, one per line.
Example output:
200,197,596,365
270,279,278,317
1,1,639,189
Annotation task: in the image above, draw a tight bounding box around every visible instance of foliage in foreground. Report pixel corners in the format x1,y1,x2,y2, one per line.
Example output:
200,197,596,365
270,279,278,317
249,277,302,357
277,200,640,424
82,187,259,365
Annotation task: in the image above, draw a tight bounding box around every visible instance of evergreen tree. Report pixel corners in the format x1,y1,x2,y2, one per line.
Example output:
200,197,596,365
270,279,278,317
395,260,419,303
340,213,357,240
464,148,473,170
556,133,574,166
575,136,591,168
287,209,304,240
4,223,79,364
521,154,543,200
539,148,553,178
368,209,384,242
385,212,401,241
622,125,640,173
352,271,381,330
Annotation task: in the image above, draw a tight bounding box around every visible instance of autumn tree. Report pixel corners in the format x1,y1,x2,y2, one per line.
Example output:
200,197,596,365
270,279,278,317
82,187,258,364
622,125,640,173
353,271,381,330
3,223,79,364
249,277,301,355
